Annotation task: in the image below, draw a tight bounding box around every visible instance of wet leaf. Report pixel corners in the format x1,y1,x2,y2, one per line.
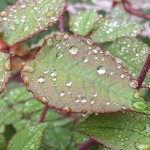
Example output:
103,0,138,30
22,33,149,114
0,82,61,131
107,37,150,88
7,123,48,150
70,11,99,36
91,18,141,43
40,125,72,150
75,112,150,150
0,0,66,46
0,134,6,150
0,52,11,94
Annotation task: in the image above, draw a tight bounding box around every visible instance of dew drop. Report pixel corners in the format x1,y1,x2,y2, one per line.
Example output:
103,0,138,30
56,52,63,59
75,98,80,103
97,66,106,75
132,101,148,110
66,80,72,87
69,46,79,55
47,38,53,47
90,100,95,105
120,74,125,79
81,97,87,103
133,92,140,99
23,65,35,73
63,34,69,40
0,11,7,17
50,70,57,77
42,97,48,104
130,80,138,89
83,57,89,63
45,11,55,17
38,76,45,83
106,102,110,106
60,91,65,97
62,107,71,112
115,57,122,63
81,110,87,116
55,35,62,41
43,68,49,74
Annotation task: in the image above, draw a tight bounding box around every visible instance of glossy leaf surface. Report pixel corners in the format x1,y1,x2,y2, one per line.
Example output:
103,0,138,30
91,18,141,43
22,33,149,114
107,37,150,88
0,0,66,46
76,112,150,150
70,11,98,36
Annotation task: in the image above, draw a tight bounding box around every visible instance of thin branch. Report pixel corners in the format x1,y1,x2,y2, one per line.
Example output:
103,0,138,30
59,17,64,32
137,54,150,89
122,0,150,20
78,139,95,150
38,105,48,123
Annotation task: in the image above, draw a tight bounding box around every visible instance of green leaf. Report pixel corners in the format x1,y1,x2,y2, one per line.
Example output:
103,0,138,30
0,52,11,93
0,134,6,150
0,111,21,126
75,112,150,150
70,11,99,36
0,82,61,131
107,37,150,87
40,125,72,150
22,33,149,114
7,123,48,150
0,0,66,46
91,18,141,43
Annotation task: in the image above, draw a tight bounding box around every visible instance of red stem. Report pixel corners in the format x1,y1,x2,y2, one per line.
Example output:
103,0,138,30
59,17,64,32
137,54,150,89
112,1,120,8
77,139,95,150
122,0,150,20
38,105,48,123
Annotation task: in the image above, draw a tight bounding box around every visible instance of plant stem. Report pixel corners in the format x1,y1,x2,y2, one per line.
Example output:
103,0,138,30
38,105,48,123
59,17,64,32
78,139,95,150
137,54,150,89
122,0,150,20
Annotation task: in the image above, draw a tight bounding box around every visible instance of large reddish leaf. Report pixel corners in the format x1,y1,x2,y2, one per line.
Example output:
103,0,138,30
21,33,149,114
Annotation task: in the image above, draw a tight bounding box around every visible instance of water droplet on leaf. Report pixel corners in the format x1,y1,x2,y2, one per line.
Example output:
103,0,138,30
97,66,106,75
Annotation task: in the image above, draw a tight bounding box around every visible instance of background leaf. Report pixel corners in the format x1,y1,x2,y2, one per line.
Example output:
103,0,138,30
91,18,141,43
7,123,48,150
22,33,149,114
0,52,11,94
0,0,66,46
107,37,150,88
69,11,99,36
75,112,150,150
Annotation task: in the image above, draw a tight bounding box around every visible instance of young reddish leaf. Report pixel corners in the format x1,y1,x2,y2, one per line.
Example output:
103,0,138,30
91,18,141,43
75,112,150,150
7,123,48,150
107,37,150,88
0,0,66,46
21,33,149,114
0,52,11,94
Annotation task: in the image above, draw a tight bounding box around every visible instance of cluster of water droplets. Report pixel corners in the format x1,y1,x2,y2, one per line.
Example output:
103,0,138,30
0,54,11,88
107,37,150,87
0,0,66,43
22,33,149,113
92,18,140,42
70,11,99,35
